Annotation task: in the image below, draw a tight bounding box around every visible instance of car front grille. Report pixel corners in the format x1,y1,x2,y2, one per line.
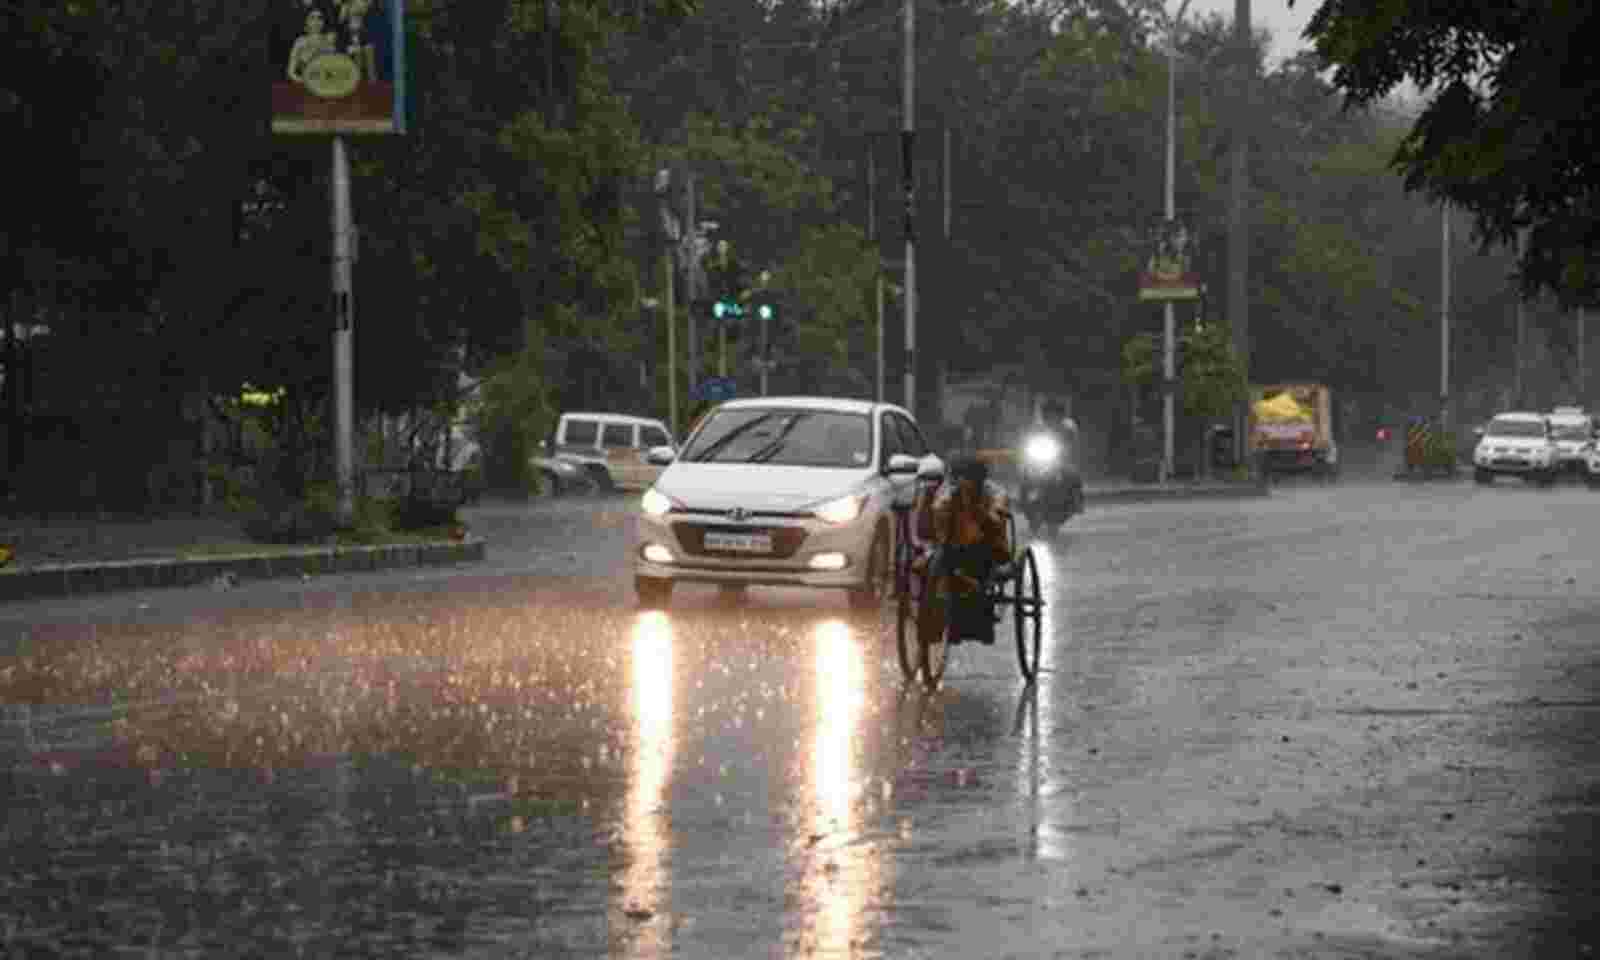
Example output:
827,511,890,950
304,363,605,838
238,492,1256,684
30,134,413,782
671,523,808,559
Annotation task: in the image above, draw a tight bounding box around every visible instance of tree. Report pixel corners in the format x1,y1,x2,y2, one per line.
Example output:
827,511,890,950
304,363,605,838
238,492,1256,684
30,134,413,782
1299,0,1600,306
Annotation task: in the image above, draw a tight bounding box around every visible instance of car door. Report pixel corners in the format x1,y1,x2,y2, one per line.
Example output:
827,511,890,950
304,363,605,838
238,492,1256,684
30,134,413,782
637,422,674,488
601,421,642,489
887,413,926,507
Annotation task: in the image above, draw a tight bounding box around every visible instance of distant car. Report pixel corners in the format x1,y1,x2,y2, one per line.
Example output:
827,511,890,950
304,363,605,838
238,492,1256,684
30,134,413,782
1587,443,1600,489
632,396,934,609
544,412,675,492
1472,412,1559,486
1547,406,1597,478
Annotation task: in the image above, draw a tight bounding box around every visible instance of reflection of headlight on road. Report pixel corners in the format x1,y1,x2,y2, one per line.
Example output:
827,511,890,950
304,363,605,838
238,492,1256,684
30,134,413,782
1024,434,1060,467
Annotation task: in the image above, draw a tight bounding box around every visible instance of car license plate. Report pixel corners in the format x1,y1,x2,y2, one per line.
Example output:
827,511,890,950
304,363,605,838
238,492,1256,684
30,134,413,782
705,531,773,554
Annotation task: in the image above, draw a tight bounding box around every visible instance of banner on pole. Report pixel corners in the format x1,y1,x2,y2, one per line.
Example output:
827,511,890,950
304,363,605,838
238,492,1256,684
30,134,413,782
1138,218,1201,302
271,0,407,135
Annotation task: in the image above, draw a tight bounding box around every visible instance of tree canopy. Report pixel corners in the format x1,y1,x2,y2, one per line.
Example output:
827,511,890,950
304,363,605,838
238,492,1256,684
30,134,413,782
1299,0,1600,307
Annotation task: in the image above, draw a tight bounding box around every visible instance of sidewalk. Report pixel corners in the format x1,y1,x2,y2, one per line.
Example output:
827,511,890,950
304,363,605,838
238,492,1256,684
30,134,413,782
0,478,1268,604
0,509,484,604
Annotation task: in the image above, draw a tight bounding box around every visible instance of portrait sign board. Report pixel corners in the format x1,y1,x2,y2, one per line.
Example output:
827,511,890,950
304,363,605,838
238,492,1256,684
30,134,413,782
1137,219,1201,302
271,0,407,135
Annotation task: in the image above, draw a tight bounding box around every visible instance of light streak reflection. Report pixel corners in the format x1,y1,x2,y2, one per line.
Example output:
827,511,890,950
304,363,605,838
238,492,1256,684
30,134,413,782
805,618,881,955
620,611,675,956
1018,545,1073,863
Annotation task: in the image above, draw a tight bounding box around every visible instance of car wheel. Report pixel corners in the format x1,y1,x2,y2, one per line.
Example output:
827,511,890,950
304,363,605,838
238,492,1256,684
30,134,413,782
1587,474,1600,490
849,525,890,611
586,465,615,493
636,576,673,608
540,468,565,497
717,584,748,605
1474,468,1492,485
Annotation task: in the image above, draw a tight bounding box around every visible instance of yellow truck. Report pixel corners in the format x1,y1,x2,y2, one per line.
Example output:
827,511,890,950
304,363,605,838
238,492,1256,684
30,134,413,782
1249,383,1338,480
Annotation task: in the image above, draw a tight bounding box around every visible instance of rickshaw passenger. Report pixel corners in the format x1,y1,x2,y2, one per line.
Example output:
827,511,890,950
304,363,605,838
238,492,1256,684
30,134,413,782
926,455,1011,643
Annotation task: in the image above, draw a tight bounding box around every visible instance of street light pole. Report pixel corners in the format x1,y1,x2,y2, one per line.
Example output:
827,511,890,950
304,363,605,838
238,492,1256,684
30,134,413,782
902,0,917,418
331,135,355,528
1440,202,1451,430
1161,0,1192,484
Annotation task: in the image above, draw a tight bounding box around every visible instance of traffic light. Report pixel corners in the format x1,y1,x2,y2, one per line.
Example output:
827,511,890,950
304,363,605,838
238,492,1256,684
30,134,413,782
712,299,744,325
756,303,774,322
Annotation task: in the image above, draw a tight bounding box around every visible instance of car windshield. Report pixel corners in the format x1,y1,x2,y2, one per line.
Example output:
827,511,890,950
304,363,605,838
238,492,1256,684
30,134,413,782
681,409,873,467
1550,422,1591,441
1486,419,1546,438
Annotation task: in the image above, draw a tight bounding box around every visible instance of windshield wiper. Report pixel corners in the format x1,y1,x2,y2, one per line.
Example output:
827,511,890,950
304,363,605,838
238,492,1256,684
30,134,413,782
746,413,813,464
688,413,775,463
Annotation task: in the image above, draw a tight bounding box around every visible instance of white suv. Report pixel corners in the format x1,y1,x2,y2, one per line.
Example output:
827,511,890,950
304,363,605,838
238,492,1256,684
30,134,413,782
1473,412,1559,486
1548,406,1597,479
632,396,934,609
543,412,675,492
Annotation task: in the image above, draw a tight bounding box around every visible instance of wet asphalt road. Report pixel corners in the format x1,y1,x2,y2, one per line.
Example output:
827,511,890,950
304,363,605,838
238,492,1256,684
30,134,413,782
2,479,1599,958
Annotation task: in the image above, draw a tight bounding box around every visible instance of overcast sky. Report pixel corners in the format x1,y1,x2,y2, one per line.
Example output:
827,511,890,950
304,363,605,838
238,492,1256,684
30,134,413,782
1184,0,1318,69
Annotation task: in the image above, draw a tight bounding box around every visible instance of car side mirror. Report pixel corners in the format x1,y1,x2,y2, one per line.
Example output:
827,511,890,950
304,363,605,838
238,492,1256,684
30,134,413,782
1472,427,1484,437
885,453,920,475
646,445,677,466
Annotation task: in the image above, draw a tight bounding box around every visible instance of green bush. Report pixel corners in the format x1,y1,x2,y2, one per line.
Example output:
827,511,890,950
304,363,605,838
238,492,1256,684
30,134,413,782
1421,429,1459,469
395,495,457,531
239,480,339,544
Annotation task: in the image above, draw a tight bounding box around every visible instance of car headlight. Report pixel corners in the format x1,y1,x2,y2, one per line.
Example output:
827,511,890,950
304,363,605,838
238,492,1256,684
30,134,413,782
812,493,866,525
1023,433,1060,467
640,487,676,517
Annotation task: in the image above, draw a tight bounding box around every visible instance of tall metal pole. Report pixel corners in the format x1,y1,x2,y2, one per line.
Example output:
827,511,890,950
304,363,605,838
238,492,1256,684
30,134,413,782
1162,4,1188,484
685,170,698,394
1228,0,1251,467
331,135,355,527
664,244,677,437
760,306,771,396
1580,306,1587,407
1514,228,1526,407
902,0,916,417
1440,203,1451,430
870,144,884,403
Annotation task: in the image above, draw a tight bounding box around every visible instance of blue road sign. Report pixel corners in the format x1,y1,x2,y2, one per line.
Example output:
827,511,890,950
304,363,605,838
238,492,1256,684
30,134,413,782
692,376,738,403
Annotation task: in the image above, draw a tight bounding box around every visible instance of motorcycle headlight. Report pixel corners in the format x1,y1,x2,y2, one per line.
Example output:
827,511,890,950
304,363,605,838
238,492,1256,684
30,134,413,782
640,487,677,517
1024,434,1060,467
812,493,866,525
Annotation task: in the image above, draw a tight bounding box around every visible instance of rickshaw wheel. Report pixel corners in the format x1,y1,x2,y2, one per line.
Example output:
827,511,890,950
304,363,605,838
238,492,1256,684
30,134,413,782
895,571,922,684
917,582,950,692
1011,548,1043,682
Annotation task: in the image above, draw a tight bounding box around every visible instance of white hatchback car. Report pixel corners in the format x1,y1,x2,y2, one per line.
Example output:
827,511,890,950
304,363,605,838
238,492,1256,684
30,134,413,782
632,397,935,608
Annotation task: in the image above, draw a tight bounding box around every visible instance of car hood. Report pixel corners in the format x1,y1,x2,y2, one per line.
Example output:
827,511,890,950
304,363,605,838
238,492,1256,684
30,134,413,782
655,463,869,512
1479,437,1550,450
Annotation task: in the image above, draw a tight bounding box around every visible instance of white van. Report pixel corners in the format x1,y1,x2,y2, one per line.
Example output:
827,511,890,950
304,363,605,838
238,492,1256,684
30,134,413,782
546,412,675,491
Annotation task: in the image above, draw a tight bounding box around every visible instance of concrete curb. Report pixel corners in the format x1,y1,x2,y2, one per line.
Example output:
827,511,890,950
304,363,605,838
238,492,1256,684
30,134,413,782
0,537,487,604
1083,483,1271,505
1392,467,1466,483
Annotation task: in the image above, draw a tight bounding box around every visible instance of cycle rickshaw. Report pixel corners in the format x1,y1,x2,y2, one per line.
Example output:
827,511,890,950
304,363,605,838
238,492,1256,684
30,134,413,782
890,455,1044,691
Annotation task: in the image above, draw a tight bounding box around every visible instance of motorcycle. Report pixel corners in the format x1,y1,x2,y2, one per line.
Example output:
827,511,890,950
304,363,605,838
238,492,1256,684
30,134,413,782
1017,429,1082,533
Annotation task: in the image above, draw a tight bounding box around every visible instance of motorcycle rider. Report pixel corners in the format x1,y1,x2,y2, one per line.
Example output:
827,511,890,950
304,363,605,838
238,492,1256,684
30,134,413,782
1017,396,1081,524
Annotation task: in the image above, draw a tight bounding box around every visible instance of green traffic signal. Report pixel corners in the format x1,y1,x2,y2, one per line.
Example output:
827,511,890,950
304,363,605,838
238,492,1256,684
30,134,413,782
757,304,773,321
713,300,741,320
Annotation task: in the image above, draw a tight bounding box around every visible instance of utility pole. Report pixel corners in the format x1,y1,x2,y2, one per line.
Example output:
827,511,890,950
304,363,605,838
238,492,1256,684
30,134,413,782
684,170,698,395
1228,0,1251,467
1440,202,1451,430
870,144,884,403
902,0,916,418
331,135,355,528
657,169,677,437
1514,227,1527,407
1580,306,1587,407
1161,0,1191,484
